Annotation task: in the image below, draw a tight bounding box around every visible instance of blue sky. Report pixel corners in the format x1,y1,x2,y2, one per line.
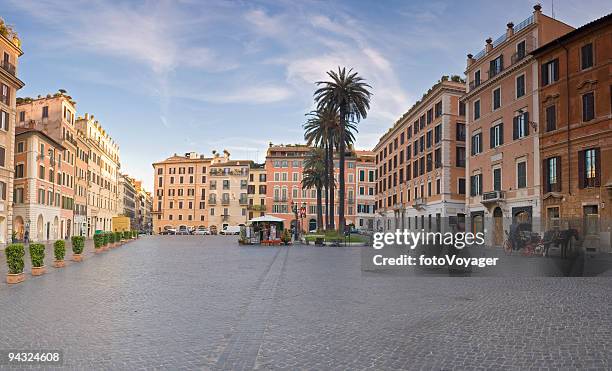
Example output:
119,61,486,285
3,0,610,190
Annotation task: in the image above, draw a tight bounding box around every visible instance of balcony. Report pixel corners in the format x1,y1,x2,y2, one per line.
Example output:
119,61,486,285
208,198,217,205
469,79,481,90
221,198,230,205
412,197,426,209
222,214,230,221
348,198,355,205
239,197,248,205
481,190,505,204
487,64,504,79
248,204,266,212
1,60,16,76
273,196,288,202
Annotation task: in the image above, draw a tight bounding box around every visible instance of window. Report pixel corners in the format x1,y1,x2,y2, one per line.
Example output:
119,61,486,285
39,165,45,179
42,106,49,118
579,148,600,188
459,101,466,116
427,109,433,124
0,147,4,167
434,148,441,169
426,130,432,148
490,123,503,148
517,161,527,189
513,111,529,139
493,168,501,191
516,74,525,98
1,83,9,105
456,123,465,141
458,178,466,195
541,59,559,86
13,187,23,203
489,55,503,78
456,147,466,167
474,100,481,120
434,101,442,118
493,87,501,110
434,125,441,144
0,181,5,201
0,110,8,131
470,174,482,196
546,105,556,131
471,133,482,155
544,157,561,193
582,92,595,122
474,70,481,87
15,164,24,178
581,43,593,70
516,40,526,61
426,153,432,172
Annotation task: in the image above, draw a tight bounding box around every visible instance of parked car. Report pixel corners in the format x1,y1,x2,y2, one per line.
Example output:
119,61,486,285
160,228,176,235
193,227,210,235
220,226,241,235
176,226,190,235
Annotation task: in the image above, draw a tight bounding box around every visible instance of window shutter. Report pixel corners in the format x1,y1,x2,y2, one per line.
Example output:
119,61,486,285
524,112,530,136
553,59,559,81
541,64,548,86
594,148,600,187
489,60,495,75
499,123,504,145
556,156,562,192
478,134,483,152
543,159,549,193
471,136,475,155
478,175,483,195
513,116,518,140
499,55,504,70
490,127,495,148
577,150,585,189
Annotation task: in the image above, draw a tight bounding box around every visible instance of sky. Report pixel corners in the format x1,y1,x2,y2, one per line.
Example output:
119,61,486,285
3,0,610,190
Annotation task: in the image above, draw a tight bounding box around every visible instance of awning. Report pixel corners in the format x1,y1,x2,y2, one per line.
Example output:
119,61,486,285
248,215,285,223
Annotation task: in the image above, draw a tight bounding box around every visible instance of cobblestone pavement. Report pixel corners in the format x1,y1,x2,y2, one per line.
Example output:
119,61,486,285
0,236,611,370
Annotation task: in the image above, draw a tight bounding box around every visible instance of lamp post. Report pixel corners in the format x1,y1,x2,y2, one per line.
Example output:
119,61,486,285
291,201,299,241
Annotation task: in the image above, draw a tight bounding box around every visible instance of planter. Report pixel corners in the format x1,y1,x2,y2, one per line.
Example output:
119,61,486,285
31,266,46,276
6,272,25,284
95,248,103,254
102,245,109,251
73,254,83,261
53,260,65,268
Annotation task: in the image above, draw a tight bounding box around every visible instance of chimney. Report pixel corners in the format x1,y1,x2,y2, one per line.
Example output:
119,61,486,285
506,22,514,38
485,37,493,53
467,53,474,67
533,3,542,22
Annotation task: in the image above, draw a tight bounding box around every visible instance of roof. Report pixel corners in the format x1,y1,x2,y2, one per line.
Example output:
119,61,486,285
532,12,612,56
15,126,66,150
210,160,253,167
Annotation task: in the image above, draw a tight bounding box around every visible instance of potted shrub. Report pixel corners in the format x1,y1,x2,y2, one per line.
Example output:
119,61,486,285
123,230,130,241
29,243,46,276
94,233,104,253
132,230,137,239
281,229,292,245
115,231,122,246
102,232,110,251
71,236,85,261
5,243,25,284
53,240,66,268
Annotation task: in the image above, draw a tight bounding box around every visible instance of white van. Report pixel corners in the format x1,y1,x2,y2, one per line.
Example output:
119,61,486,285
220,225,241,235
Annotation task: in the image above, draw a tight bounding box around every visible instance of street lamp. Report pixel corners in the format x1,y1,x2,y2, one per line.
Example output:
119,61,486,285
291,201,299,240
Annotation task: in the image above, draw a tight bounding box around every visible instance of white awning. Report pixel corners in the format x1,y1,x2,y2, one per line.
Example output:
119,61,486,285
248,215,285,223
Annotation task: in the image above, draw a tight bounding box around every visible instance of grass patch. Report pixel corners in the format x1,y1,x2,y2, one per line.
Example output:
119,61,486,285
304,231,366,243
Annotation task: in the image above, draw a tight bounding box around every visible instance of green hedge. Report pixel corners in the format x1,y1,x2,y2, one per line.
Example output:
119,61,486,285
71,236,85,254
94,233,104,249
29,243,45,268
123,230,130,239
109,232,116,243
54,240,66,261
5,243,25,274
115,231,122,242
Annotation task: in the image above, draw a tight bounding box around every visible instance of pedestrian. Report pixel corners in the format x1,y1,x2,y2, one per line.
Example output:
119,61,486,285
24,229,29,244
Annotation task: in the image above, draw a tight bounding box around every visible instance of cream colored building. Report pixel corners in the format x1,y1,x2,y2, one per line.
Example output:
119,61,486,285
247,164,266,220
0,23,24,244
75,113,120,236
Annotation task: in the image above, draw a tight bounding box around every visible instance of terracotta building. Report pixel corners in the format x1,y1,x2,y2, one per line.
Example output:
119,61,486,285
0,24,24,244
265,144,360,231
16,93,78,239
354,150,376,231
462,5,574,247
13,124,65,242
533,13,612,252
374,78,467,233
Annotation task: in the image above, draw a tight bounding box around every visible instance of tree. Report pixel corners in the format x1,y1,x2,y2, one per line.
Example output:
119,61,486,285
314,67,372,233
302,148,326,231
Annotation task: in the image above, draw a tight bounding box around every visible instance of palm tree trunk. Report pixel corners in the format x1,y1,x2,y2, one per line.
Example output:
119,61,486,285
328,136,335,230
324,144,330,229
316,186,323,231
338,108,346,234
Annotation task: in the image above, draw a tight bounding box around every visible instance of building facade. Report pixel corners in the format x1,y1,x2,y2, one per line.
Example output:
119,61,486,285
16,93,78,239
374,78,467,233
355,150,376,231
119,173,136,227
533,13,612,251
265,144,359,231
0,25,24,244
74,129,88,236
208,151,251,230
247,164,266,220
462,5,574,247
13,125,64,242
75,113,120,236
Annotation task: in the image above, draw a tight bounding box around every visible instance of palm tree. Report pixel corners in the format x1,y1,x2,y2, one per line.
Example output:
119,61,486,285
314,67,372,233
302,148,326,231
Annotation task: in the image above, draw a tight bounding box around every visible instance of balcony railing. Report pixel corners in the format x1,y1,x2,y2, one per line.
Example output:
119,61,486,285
1,60,16,76
273,196,288,202
221,198,230,205
487,64,504,79
208,198,217,205
481,190,505,203
412,197,426,209
348,198,355,205
222,214,230,221
469,79,481,90
239,197,248,205
248,204,266,211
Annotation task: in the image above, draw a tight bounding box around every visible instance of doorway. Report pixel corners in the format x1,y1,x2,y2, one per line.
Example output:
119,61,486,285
493,207,503,247
583,205,599,237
